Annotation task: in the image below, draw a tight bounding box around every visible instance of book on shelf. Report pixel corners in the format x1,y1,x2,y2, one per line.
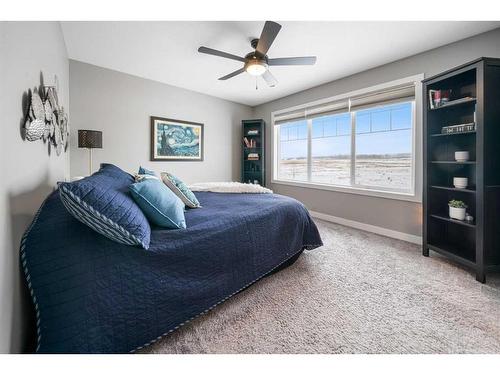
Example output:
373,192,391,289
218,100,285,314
247,129,259,135
247,153,259,160
441,122,476,134
243,137,257,148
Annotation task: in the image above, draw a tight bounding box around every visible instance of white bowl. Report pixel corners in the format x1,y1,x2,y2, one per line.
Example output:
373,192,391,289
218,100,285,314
455,151,470,162
453,177,468,189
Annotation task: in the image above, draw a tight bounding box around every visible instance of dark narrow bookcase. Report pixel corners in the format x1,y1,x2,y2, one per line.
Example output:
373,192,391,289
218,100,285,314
423,57,500,283
241,119,265,186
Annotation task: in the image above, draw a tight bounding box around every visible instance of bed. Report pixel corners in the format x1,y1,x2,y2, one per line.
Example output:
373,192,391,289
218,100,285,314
21,188,322,353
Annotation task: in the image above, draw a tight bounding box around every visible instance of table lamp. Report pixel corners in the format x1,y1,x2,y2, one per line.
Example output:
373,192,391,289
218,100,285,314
78,130,102,175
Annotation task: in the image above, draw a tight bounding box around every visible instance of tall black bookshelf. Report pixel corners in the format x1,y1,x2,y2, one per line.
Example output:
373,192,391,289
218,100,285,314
242,119,265,186
423,57,500,283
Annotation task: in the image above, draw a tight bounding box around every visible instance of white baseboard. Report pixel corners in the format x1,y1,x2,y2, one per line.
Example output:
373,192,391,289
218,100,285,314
309,210,422,245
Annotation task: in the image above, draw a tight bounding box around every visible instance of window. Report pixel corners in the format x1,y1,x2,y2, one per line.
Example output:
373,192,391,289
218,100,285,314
354,102,413,191
311,113,351,186
278,120,308,181
273,76,422,200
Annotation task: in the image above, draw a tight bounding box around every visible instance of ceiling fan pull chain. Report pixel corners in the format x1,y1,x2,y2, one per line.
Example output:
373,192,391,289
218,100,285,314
255,77,258,90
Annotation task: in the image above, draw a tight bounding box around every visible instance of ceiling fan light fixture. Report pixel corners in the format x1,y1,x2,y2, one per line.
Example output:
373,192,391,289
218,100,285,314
245,59,268,76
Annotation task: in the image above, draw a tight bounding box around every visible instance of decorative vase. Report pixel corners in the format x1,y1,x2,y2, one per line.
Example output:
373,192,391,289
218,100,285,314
453,177,468,189
449,206,466,221
455,151,470,162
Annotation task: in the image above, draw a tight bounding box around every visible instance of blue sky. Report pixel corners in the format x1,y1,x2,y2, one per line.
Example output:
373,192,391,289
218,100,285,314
280,102,412,159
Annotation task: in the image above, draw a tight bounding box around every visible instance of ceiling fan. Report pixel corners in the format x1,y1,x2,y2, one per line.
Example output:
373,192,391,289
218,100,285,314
198,21,317,87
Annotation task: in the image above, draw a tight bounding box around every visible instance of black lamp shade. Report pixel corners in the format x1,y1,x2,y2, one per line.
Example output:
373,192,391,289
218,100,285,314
78,130,102,149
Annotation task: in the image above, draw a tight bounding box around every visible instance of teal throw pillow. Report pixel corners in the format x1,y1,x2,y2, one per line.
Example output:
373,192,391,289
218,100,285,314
129,178,186,229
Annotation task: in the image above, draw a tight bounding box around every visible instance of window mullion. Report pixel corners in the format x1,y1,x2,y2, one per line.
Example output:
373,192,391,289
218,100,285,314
275,126,280,181
350,111,356,187
307,119,312,182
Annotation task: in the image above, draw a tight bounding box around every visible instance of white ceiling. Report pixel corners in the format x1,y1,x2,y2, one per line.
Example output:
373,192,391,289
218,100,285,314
61,21,500,106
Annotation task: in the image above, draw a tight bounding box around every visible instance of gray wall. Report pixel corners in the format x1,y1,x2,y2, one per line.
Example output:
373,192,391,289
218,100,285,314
253,28,500,237
69,61,253,182
0,22,70,353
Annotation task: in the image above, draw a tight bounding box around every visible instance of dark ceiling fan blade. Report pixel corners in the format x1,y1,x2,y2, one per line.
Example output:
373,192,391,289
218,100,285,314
268,56,317,66
198,46,246,63
262,70,278,87
218,68,246,80
255,21,282,56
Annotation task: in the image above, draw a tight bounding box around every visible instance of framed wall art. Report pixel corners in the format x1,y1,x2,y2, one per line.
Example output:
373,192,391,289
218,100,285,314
150,116,204,161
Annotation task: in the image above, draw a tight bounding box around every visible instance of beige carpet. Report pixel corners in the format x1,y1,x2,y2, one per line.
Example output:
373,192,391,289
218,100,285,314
139,219,500,354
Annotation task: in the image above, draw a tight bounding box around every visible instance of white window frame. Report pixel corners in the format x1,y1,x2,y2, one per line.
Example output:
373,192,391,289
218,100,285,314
271,74,424,203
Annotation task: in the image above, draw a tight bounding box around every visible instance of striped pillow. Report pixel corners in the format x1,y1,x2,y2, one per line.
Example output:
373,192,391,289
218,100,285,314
59,164,151,249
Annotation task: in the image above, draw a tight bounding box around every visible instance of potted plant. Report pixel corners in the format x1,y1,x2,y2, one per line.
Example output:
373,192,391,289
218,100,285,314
449,200,467,221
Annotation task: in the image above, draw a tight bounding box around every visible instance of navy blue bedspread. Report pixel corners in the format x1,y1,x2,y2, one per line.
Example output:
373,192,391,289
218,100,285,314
21,190,322,353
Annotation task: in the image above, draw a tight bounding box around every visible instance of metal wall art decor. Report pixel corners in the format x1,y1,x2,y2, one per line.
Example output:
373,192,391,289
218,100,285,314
24,76,69,156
